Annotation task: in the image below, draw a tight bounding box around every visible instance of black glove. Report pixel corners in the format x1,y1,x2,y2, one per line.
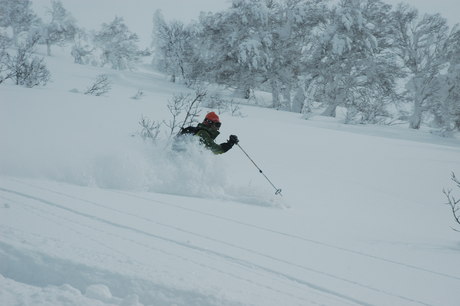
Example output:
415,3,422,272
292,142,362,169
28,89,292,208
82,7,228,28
228,135,239,145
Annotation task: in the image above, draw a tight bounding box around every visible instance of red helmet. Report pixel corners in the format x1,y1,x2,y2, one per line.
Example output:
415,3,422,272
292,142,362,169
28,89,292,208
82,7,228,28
204,112,220,123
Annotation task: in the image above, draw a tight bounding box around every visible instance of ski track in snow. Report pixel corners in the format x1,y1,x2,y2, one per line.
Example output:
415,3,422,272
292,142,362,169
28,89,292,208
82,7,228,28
0,185,366,306
1,197,351,305
117,190,460,282
2,177,456,306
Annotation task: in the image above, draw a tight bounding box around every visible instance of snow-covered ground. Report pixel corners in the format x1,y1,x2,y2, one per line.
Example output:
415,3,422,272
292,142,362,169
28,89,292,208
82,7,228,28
1,47,460,306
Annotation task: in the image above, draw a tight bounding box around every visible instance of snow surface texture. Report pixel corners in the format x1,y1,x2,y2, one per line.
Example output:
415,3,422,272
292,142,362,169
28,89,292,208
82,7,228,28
2,48,460,305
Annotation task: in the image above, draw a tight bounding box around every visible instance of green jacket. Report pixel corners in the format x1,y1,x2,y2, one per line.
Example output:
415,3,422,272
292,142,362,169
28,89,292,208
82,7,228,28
195,123,232,154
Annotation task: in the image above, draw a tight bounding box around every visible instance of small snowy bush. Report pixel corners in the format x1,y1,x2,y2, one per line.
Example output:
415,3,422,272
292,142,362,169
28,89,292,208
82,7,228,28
1,34,50,87
84,74,111,96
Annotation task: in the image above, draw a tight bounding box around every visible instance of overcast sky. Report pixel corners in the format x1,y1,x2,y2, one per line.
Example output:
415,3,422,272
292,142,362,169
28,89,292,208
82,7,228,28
385,0,459,25
32,0,459,48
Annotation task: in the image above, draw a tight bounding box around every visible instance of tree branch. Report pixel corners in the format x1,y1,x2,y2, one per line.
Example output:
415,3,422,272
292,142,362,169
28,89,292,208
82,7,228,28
443,172,460,231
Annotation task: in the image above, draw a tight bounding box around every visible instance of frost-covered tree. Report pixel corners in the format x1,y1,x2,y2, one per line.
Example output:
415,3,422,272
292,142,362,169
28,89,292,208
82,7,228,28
0,0,38,42
0,33,13,83
391,4,450,129
307,0,398,121
40,0,78,56
152,10,196,85
192,0,325,108
93,17,140,70
5,33,50,87
71,30,94,65
443,67,460,131
435,68,460,133
342,0,403,123
275,0,327,111
431,25,460,133
197,0,273,99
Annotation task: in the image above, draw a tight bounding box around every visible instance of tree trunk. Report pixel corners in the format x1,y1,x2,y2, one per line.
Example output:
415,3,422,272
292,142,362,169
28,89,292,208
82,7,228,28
322,91,343,117
455,116,460,130
46,42,52,56
409,91,423,129
235,84,251,99
271,78,281,109
281,83,291,110
322,103,337,117
409,102,422,129
291,86,305,113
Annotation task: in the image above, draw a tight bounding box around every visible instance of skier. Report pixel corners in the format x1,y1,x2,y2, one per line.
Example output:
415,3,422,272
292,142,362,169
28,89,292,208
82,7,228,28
179,112,239,154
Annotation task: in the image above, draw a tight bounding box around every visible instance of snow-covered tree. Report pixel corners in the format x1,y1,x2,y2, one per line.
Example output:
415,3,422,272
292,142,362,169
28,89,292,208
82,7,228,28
391,4,450,129
431,25,460,133
0,32,13,83
93,17,140,70
346,0,403,123
71,30,94,65
0,0,38,42
307,0,398,122
4,33,50,87
152,10,196,85
435,68,460,132
275,0,327,111
40,0,78,56
197,0,272,99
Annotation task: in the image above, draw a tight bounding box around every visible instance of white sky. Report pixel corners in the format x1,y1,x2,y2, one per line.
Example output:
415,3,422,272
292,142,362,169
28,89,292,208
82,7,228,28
384,0,459,25
32,0,232,47
32,0,459,48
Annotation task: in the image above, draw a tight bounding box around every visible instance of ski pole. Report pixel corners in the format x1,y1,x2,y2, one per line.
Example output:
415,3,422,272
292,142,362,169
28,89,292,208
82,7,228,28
236,143,282,196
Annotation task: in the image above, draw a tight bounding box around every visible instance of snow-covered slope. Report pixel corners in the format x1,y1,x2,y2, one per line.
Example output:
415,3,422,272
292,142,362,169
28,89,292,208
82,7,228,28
1,49,460,306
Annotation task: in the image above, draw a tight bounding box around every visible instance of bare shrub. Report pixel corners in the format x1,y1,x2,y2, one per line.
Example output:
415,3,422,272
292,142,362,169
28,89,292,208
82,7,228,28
3,34,50,87
442,172,460,232
18,56,50,87
0,48,14,84
84,74,111,96
131,89,144,100
164,89,207,137
139,116,161,142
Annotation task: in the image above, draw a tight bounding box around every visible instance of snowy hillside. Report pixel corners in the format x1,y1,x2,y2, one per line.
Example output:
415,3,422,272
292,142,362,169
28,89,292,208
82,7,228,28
1,46,460,306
